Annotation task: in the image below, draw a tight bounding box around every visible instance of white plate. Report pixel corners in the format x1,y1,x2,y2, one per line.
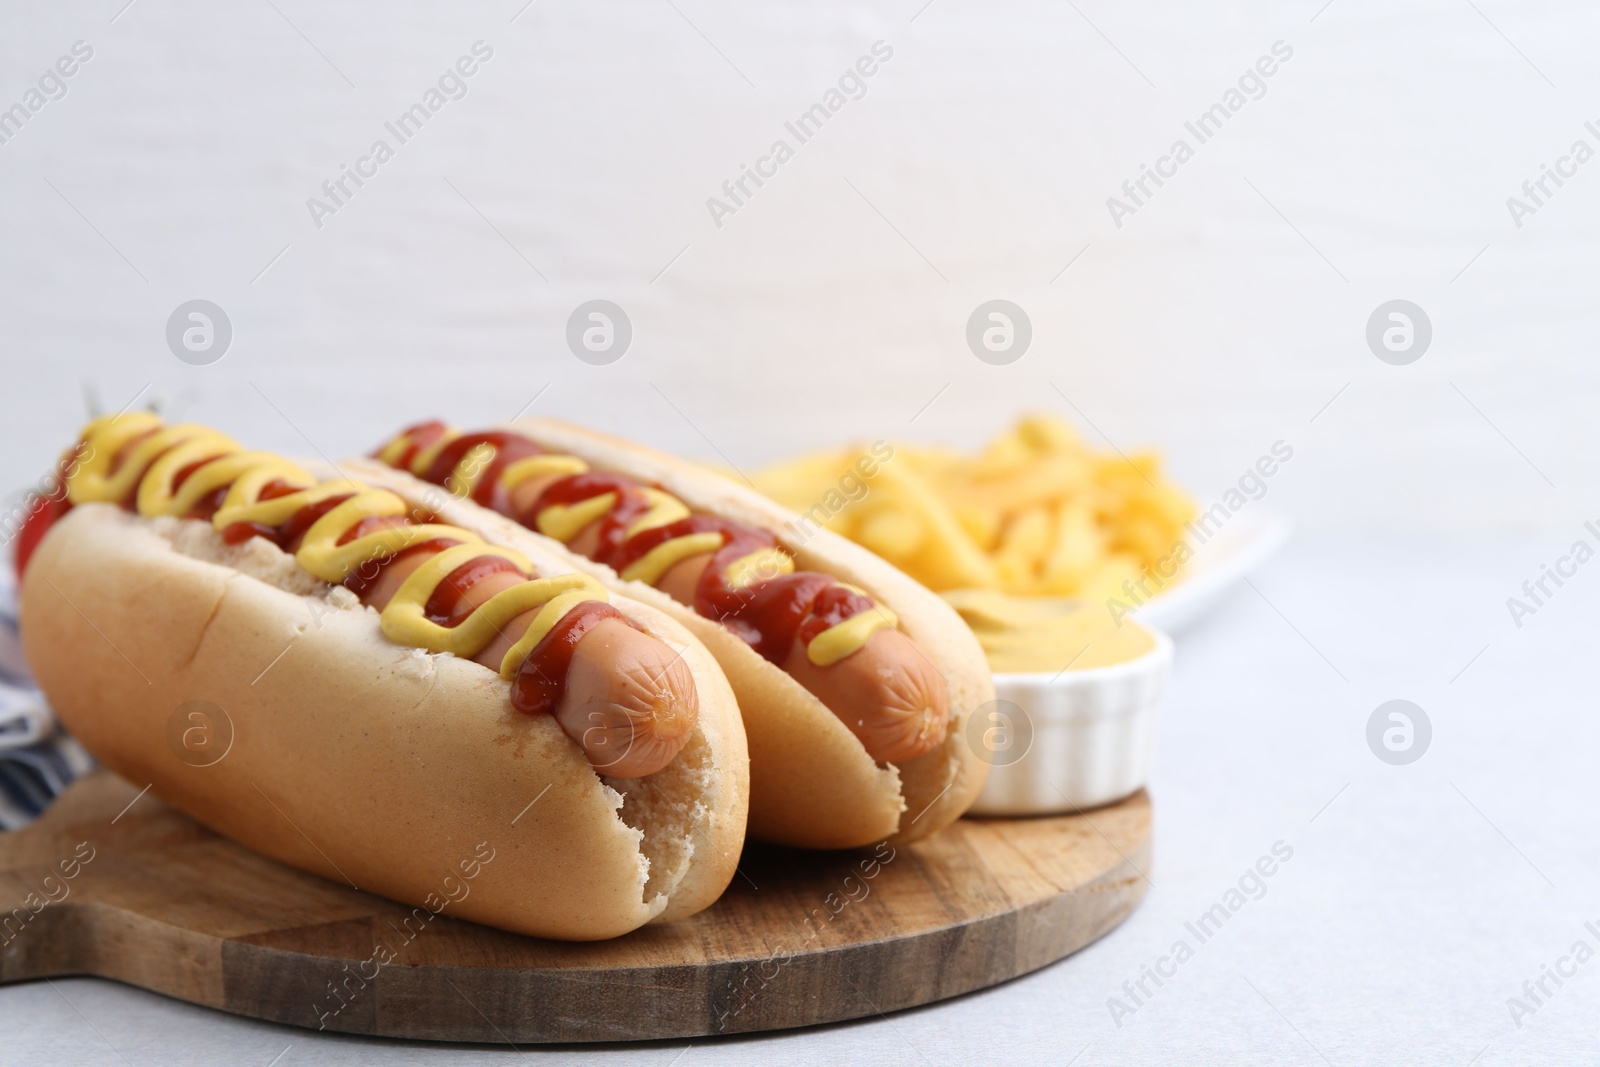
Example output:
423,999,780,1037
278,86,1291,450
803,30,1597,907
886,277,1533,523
1131,508,1290,635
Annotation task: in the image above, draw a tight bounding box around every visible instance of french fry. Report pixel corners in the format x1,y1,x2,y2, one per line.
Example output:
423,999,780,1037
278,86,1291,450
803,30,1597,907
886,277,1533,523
879,462,999,589
855,505,925,562
1039,501,1103,596
994,505,1052,591
950,501,1002,552
745,452,848,501
942,453,1092,515
751,414,1194,599
1016,413,1081,453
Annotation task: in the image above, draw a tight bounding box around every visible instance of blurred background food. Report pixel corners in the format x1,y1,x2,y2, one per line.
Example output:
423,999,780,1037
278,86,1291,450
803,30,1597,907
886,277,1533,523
753,414,1197,611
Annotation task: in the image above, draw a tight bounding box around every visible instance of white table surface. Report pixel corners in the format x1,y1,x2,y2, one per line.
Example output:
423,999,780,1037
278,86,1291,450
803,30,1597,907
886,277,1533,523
5,532,1592,1066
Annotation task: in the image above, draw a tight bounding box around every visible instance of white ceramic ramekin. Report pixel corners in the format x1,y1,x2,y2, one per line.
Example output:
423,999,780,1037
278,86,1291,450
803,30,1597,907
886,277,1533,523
966,627,1173,816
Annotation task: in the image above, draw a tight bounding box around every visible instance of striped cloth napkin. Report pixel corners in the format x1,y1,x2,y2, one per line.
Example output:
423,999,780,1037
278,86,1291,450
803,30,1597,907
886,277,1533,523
0,567,93,829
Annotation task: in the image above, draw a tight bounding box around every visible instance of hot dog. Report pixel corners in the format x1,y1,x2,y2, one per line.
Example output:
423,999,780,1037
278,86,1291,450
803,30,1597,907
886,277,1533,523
494,469,946,764
17,414,748,939
351,418,993,849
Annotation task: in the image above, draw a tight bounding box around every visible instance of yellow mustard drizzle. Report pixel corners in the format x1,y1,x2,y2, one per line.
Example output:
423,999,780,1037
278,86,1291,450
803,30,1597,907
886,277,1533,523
722,547,794,590
626,488,691,536
380,425,892,666
291,489,469,583
66,416,612,681
806,583,898,667
380,544,604,677
404,428,461,480
619,532,725,586
445,441,497,499
536,492,618,543
375,431,421,469
69,415,216,507
145,451,301,519
498,453,589,488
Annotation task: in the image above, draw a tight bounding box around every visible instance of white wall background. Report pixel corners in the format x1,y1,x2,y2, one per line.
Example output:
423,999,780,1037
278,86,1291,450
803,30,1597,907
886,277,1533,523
1,0,1595,534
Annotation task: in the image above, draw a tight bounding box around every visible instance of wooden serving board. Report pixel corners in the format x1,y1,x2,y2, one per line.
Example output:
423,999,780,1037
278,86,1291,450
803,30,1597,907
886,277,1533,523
0,771,1149,1043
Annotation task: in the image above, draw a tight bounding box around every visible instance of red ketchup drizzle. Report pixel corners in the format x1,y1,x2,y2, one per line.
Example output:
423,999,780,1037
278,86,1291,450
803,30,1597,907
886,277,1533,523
531,473,656,561
419,430,544,509
16,432,166,576
105,429,159,509
169,457,210,491
795,584,878,647
168,456,236,521
19,428,603,717
538,484,871,665
379,420,455,475
603,514,749,577
511,600,629,717
221,487,352,548
14,494,69,578
340,538,458,599
387,424,882,668
423,554,524,626
188,486,229,520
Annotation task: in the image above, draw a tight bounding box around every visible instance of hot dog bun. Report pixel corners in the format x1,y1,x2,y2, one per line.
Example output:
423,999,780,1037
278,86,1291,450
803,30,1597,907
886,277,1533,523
347,417,992,848
20,502,747,940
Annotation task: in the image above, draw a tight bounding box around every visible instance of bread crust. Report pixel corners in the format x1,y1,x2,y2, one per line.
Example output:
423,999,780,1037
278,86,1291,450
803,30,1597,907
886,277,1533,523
347,419,991,847
19,504,747,940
